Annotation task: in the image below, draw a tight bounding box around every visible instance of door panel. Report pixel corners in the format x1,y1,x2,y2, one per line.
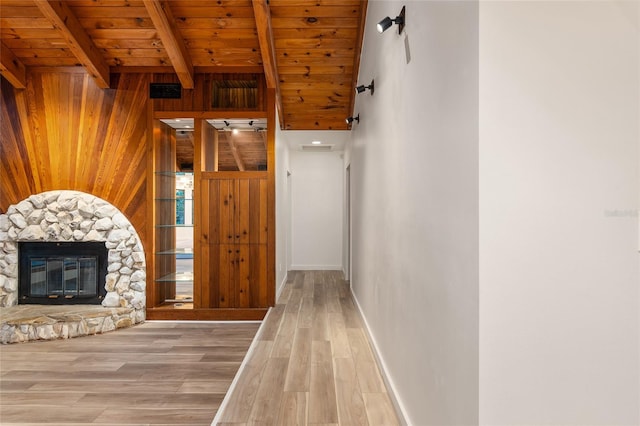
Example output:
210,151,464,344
199,176,268,309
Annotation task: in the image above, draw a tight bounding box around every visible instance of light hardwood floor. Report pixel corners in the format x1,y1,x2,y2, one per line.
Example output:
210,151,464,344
0,321,259,425
0,271,400,425
215,270,400,426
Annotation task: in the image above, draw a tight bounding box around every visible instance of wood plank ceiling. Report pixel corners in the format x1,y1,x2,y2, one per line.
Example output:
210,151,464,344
0,0,368,130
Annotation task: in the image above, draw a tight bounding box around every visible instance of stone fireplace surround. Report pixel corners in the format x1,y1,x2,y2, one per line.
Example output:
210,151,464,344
0,190,146,343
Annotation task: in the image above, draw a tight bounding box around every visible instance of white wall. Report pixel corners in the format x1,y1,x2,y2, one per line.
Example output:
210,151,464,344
479,2,639,425
347,1,479,424
289,150,344,270
275,113,291,296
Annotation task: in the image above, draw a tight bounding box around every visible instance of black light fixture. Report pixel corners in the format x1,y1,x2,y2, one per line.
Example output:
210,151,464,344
355,79,375,95
345,114,360,125
377,5,405,34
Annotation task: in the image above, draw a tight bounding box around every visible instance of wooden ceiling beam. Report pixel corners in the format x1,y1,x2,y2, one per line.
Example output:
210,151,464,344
259,130,267,150
347,0,368,122
221,131,246,172
143,0,194,89
34,0,110,89
0,41,27,89
252,0,283,128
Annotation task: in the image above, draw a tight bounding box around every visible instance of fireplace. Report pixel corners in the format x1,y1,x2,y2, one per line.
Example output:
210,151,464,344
19,242,108,305
1,190,147,343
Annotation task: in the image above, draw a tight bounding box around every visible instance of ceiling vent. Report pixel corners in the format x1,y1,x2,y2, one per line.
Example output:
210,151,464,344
299,144,334,152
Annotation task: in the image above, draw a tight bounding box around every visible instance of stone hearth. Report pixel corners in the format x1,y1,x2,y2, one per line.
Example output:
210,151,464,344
0,190,146,343
0,305,137,344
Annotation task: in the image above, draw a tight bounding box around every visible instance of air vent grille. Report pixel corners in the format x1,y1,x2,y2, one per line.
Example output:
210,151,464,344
300,144,334,152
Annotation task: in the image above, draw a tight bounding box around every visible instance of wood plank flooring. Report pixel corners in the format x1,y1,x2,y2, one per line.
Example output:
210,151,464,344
0,321,259,425
215,270,400,426
0,271,400,425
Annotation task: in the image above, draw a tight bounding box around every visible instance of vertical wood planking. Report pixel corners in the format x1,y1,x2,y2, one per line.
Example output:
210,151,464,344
252,243,268,308
249,178,260,244
2,70,275,318
266,87,276,306
219,179,232,245
0,77,34,205
199,175,269,309
193,116,203,309
238,243,250,308
0,72,149,248
208,179,220,244
259,178,268,245
218,244,232,308
199,179,210,244
237,178,250,244
199,243,210,309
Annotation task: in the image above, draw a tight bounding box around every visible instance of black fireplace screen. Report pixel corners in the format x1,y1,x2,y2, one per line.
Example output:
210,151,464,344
19,242,108,304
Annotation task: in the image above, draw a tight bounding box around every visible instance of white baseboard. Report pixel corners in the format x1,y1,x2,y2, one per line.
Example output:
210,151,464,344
210,307,272,426
289,264,342,271
350,290,411,426
276,272,288,301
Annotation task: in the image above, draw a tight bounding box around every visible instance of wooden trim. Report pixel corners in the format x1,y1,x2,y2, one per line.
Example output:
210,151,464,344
146,96,157,310
34,0,110,89
153,111,267,119
252,0,284,129
266,87,276,306
146,307,268,321
195,66,265,74
142,0,194,89
201,171,268,180
27,66,90,74
193,118,203,308
108,66,265,74
347,0,368,121
0,41,26,89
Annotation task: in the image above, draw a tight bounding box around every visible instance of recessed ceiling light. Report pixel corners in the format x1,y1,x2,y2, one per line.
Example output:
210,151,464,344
311,140,322,145
232,128,239,135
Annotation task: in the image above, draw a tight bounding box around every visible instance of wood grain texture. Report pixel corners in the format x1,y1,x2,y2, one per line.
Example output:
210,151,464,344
34,0,110,88
198,175,269,310
217,271,401,425
0,1,367,130
0,321,259,425
0,72,149,248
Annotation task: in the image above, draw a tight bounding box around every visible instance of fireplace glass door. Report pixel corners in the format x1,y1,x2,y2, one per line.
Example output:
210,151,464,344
19,242,107,304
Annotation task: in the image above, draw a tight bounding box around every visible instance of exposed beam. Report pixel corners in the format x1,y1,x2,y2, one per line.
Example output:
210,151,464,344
143,0,194,89
0,42,26,89
347,0,368,127
221,131,245,172
259,129,267,150
252,0,283,128
34,0,110,89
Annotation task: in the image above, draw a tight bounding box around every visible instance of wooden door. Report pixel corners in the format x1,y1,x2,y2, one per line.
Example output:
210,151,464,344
199,175,268,308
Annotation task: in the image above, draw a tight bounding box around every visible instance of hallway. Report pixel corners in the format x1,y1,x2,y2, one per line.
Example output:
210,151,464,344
215,270,400,425
0,271,400,425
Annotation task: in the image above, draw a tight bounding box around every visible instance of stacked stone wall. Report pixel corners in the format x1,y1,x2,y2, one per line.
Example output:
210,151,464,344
0,191,146,318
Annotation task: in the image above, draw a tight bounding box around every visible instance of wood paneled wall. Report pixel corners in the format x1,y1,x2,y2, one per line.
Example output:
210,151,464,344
151,73,266,112
0,72,150,246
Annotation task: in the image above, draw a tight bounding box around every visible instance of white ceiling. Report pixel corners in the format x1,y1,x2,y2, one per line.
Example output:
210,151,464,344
278,130,351,152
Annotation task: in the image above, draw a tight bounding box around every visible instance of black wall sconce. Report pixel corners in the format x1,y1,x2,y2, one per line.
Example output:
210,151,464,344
355,79,374,95
345,114,360,125
377,5,405,34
